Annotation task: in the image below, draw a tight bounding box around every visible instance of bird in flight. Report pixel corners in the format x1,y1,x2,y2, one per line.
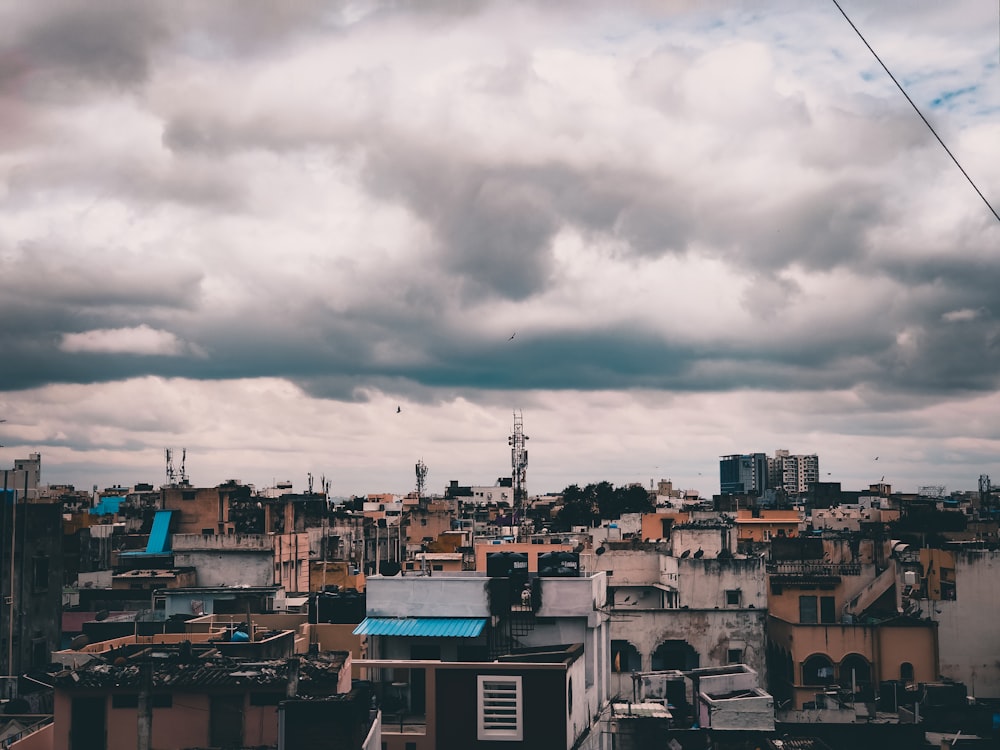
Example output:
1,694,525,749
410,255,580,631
874,456,879,461
396,406,401,414
508,332,516,341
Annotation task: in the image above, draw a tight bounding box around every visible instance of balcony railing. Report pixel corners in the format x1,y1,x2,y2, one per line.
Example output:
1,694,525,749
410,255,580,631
767,562,861,577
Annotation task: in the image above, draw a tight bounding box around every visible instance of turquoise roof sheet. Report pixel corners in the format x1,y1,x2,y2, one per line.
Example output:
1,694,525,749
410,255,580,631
353,617,487,638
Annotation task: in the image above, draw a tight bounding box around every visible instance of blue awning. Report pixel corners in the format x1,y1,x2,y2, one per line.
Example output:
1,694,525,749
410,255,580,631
146,510,173,554
353,617,487,638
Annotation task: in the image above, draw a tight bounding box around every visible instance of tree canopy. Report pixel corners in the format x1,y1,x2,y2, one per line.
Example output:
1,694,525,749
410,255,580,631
553,481,654,530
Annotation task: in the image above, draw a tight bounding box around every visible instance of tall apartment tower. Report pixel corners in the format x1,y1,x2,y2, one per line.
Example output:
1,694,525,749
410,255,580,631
769,449,819,495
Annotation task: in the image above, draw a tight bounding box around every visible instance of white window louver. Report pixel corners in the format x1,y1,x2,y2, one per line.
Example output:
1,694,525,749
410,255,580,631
477,675,523,741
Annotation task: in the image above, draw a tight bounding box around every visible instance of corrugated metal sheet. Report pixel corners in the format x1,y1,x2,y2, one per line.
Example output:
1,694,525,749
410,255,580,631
353,617,487,638
146,510,173,554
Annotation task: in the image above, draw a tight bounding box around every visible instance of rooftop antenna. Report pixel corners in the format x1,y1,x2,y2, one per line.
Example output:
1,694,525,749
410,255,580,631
508,410,529,541
179,449,188,484
415,459,428,500
308,472,314,494
165,449,176,485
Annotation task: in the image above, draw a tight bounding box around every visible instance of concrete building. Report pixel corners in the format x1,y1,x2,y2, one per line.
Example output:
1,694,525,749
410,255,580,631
771,450,820,496
765,536,938,713
355,569,611,749
3,455,42,499
899,546,1000,699
0,485,63,679
49,645,355,750
590,536,768,701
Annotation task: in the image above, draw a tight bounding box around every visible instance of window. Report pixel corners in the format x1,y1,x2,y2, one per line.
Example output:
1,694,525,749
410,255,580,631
725,589,741,607
32,558,49,592
900,662,914,683
727,648,743,665
477,675,522,741
820,596,836,624
799,595,818,624
611,640,641,672
802,654,835,685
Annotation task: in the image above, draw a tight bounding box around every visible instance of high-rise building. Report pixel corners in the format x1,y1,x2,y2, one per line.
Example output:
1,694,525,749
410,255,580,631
719,453,769,495
769,449,819,495
721,450,819,497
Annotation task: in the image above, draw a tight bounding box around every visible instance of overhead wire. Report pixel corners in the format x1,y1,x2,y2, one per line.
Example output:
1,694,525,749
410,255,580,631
829,0,1000,225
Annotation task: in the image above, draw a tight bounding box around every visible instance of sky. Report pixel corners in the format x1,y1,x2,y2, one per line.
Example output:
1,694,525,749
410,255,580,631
1,0,999,499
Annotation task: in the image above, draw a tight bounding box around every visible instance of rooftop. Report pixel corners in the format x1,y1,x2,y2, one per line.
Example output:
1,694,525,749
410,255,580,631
54,647,347,693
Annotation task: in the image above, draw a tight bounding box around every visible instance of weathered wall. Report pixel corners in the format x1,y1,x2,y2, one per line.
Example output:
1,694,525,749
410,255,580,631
173,550,273,587
609,608,767,700
931,549,1000,697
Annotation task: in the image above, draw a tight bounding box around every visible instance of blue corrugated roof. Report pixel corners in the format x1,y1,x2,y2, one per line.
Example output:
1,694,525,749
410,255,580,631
89,496,125,515
353,617,487,638
146,510,173,553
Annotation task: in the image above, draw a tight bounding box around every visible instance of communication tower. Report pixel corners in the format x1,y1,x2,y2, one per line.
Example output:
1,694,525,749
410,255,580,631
508,411,529,534
415,459,428,499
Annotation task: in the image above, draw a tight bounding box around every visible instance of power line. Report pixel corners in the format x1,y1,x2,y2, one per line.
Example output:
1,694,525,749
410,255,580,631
830,0,1000,224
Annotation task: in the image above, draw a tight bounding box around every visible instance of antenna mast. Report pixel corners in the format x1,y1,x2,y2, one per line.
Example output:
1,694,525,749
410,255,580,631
165,449,176,486
508,411,529,540
415,459,428,500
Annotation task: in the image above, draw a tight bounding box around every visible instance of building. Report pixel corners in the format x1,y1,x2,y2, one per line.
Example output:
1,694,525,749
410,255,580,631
50,645,354,750
353,568,611,749
771,450,820,496
720,453,769,495
765,535,938,714
590,534,768,701
898,546,1000,699
0,478,63,679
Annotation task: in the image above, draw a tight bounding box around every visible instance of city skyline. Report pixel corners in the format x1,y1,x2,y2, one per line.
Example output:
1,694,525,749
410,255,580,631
1,1,998,497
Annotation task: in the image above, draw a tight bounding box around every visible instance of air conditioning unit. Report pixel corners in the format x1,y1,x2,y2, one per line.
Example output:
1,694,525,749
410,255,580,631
903,571,917,586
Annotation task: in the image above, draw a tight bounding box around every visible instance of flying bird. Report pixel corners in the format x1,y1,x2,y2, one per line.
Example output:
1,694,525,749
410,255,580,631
874,456,879,461
396,406,401,414
508,332,516,341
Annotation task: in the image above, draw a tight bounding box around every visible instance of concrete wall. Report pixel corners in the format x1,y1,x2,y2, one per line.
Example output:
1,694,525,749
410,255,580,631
928,549,1000,697
366,575,490,618
677,557,767,610
537,574,607,619
174,550,273,587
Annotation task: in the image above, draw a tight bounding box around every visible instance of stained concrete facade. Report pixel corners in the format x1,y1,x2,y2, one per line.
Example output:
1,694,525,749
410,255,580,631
592,547,768,699
925,548,1000,698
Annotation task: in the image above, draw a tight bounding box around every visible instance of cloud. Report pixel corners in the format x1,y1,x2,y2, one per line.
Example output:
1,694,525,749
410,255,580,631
60,325,189,356
1,0,998,493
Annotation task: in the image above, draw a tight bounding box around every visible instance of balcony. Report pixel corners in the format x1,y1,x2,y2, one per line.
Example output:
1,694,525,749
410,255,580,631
767,561,860,586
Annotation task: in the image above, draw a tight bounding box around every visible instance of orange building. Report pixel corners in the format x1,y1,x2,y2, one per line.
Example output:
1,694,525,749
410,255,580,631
766,537,938,709
639,511,690,542
735,509,800,543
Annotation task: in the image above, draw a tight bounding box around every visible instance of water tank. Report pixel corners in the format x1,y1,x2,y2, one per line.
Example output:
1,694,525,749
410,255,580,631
538,551,580,577
486,551,529,579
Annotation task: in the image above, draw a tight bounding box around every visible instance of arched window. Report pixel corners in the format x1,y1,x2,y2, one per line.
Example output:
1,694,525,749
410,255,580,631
802,654,835,686
651,640,700,671
611,640,642,673
900,662,914,683
839,654,871,695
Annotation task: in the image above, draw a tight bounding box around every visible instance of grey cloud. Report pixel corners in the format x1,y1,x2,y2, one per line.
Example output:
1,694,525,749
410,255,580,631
11,1,167,95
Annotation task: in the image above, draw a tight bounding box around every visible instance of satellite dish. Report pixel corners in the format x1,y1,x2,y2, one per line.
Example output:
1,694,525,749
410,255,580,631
95,610,109,621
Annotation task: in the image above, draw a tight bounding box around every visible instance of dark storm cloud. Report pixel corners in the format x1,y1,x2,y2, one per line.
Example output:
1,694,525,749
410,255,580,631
8,1,167,95
2,0,996,413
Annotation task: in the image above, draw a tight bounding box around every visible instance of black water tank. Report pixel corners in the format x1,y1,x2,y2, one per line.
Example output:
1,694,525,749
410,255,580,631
538,551,580,577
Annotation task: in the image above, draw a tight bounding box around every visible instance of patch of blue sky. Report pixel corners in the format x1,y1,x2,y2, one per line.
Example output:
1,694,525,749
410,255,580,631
930,86,978,108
